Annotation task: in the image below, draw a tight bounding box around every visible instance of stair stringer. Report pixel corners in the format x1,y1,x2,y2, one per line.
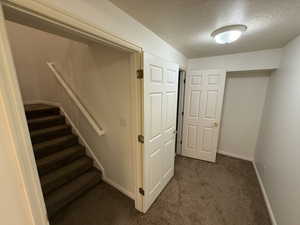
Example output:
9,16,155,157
59,107,105,174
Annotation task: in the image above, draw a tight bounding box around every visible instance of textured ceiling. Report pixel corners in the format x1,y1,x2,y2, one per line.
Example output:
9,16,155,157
109,0,300,58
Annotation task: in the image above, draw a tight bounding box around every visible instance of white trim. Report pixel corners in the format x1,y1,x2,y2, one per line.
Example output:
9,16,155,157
129,53,143,211
103,176,135,200
47,62,105,137
59,107,105,174
218,150,253,162
0,3,48,224
3,0,142,53
253,161,278,225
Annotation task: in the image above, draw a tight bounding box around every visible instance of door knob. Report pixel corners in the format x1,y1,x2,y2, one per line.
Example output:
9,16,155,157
214,122,218,127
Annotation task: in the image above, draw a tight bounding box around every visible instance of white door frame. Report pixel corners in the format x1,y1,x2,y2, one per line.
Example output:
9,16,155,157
0,1,143,224
0,4,48,225
176,70,186,155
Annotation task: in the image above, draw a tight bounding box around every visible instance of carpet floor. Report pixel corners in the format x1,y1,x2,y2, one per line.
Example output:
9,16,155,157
51,154,271,225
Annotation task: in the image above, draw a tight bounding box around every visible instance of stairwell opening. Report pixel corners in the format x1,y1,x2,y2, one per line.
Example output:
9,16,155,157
3,9,142,221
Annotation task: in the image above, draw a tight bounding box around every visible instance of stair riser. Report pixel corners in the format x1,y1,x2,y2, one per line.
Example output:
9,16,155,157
42,161,93,196
31,128,72,144
47,177,101,218
28,117,65,131
34,138,78,159
25,104,103,219
38,150,85,176
26,108,60,119
46,171,102,218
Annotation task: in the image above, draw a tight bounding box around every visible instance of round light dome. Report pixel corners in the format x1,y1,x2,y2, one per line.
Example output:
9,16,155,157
211,25,247,44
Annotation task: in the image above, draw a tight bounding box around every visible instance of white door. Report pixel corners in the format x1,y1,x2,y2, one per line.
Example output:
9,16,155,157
182,70,226,162
143,53,179,212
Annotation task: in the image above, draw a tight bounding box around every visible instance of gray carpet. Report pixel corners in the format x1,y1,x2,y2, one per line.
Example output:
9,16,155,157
51,154,272,225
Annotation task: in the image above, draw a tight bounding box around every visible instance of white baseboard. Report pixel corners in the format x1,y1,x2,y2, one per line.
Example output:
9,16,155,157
103,176,135,200
218,150,253,162
253,161,278,225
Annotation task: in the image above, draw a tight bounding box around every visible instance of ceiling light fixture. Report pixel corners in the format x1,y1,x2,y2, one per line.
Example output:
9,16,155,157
211,25,247,44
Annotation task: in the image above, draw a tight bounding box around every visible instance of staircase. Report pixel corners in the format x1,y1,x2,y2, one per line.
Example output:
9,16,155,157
25,104,102,219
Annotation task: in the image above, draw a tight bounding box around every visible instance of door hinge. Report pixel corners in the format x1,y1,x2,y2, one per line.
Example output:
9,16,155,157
184,78,186,83
139,187,145,196
137,69,144,79
138,135,144,144
182,111,184,116
180,140,182,144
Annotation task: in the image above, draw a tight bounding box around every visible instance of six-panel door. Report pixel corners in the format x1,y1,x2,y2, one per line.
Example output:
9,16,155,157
182,70,226,162
143,53,179,212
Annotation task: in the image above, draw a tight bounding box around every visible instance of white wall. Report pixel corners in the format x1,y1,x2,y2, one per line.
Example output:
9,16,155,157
6,21,40,102
188,49,282,72
255,35,300,225
218,72,270,161
0,96,33,225
41,0,187,67
7,20,135,197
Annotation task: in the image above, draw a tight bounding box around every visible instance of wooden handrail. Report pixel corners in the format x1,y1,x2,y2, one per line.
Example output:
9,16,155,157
47,62,105,136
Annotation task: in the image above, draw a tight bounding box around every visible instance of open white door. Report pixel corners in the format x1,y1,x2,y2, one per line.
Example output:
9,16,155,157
182,70,226,162
142,52,179,212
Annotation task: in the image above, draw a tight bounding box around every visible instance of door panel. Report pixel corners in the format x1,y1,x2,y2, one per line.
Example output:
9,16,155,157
189,90,201,118
166,92,176,129
205,90,218,118
182,70,226,162
143,53,179,212
150,93,163,138
149,148,162,194
163,139,173,176
187,124,197,149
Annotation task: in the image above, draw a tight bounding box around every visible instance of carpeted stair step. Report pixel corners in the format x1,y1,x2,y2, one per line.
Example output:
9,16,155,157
41,157,93,196
25,104,60,119
28,115,65,131
33,135,78,159
45,169,102,218
37,145,86,176
24,104,103,219
30,125,72,144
